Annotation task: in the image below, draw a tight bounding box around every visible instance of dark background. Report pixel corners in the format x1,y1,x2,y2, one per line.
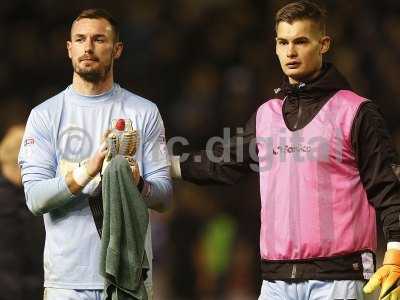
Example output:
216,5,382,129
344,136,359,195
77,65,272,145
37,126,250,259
1,0,399,299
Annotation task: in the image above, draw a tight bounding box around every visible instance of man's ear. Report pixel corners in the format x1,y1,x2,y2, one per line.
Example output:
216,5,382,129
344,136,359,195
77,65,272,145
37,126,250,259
67,41,72,59
113,42,123,60
320,36,331,55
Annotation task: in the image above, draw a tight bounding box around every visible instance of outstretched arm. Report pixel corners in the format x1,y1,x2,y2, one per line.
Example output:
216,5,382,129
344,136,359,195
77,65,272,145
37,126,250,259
173,112,258,185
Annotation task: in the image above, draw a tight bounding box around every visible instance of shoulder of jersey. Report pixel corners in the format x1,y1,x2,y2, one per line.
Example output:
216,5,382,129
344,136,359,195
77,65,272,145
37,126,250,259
120,87,159,112
31,89,65,114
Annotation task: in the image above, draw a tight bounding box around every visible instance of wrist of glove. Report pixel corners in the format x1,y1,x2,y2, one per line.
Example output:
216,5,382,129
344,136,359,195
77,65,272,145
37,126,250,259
129,158,141,185
364,249,400,300
72,164,94,187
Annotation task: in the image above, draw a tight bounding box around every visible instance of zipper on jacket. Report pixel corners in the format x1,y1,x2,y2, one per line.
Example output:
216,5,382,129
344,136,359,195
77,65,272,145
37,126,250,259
292,83,305,130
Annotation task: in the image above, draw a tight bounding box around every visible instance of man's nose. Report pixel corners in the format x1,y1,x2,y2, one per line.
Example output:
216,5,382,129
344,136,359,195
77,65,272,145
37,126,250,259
286,43,297,58
84,39,94,53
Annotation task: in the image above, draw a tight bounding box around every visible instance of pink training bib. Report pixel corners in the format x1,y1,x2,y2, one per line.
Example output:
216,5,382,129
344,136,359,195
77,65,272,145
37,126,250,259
256,90,376,260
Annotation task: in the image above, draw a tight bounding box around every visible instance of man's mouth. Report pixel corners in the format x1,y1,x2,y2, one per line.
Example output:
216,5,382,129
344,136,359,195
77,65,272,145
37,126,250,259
80,57,98,62
286,61,300,69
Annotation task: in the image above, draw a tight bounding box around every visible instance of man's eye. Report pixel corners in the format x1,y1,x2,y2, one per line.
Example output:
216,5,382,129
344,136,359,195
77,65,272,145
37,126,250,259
96,39,105,43
279,41,288,45
75,38,83,42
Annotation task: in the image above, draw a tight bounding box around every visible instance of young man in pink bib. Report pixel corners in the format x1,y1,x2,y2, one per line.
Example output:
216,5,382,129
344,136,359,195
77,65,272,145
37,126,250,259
171,1,400,299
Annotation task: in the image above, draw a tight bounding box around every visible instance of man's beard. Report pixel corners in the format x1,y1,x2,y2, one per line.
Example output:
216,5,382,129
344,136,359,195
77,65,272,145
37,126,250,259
75,63,112,83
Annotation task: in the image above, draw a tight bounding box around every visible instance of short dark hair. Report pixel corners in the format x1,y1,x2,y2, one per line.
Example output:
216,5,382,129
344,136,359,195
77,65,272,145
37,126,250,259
72,8,120,42
275,1,327,34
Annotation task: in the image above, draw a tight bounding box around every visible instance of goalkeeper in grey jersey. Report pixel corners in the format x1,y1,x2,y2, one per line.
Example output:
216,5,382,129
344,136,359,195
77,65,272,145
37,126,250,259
18,8,171,300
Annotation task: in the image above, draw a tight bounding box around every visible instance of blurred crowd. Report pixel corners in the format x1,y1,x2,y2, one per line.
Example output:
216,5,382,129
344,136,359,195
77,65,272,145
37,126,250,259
1,0,400,299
